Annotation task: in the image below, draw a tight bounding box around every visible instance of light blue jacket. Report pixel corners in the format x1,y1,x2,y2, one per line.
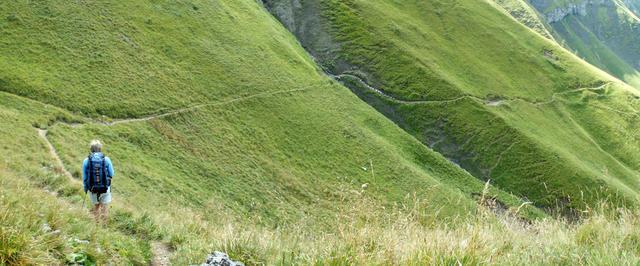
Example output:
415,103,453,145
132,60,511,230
82,152,114,192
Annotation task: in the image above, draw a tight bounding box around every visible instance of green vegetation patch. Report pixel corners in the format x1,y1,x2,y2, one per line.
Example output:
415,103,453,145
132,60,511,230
305,0,640,212
0,0,317,118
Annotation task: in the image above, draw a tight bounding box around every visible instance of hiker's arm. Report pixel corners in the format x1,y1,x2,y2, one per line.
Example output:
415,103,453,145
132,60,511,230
82,159,89,191
106,157,114,178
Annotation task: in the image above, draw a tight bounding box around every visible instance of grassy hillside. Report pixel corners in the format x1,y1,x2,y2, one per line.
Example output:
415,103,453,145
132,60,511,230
627,0,640,16
491,0,557,41
524,0,640,88
0,93,152,264
2,0,640,264
2,91,639,264
0,0,550,264
266,0,640,213
0,0,317,118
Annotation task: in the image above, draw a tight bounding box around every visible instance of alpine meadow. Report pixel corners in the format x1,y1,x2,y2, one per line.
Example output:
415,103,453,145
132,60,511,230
1,0,640,265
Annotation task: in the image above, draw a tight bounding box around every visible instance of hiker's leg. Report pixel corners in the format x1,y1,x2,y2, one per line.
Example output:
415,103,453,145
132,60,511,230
101,204,109,224
89,192,100,221
93,203,101,220
100,187,112,224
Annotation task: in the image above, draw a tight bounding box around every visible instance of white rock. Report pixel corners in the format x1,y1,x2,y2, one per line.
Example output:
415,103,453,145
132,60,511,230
41,223,52,232
74,238,90,244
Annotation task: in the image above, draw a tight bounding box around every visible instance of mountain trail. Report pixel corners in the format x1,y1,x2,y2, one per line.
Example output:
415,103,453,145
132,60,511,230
332,73,611,106
151,241,172,266
38,128,174,265
332,73,468,104
489,142,517,176
32,85,320,186
533,82,610,106
33,85,316,265
37,128,80,185
64,85,320,127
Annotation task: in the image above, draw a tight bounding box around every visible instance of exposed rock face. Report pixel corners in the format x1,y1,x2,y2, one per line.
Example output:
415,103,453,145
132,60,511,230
623,0,640,16
197,251,244,266
531,0,625,23
261,0,352,74
491,0,556,40
544,1,588,23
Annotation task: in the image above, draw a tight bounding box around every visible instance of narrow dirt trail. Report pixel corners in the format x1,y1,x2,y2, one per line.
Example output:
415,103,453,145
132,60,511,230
151,241,171,266
1,85,319,128
333,74,468,104
32,85,320,265
38,128,173,265
533,82,611,106
332,72,614,181
37,128,80,185
333,73,611,106
81,85,318,126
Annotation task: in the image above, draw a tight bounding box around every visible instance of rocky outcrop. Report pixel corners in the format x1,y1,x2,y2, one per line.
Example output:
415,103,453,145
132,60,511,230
526,0,640,88
491,0,556,40
261,0,353,74
196,251,244,266
544,1,588,23
623,0,640,16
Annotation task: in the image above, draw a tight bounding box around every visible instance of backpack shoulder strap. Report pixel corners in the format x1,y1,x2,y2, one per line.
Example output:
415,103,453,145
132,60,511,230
88,154,94,190
100,154,106,183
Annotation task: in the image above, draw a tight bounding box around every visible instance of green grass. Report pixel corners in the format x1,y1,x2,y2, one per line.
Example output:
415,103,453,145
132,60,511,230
519,0,640,89
312,0,640,211
46,80,547,262
320,0,603,102
0,0,317,118
490,0,556,41
0,92,160,264
552,14,640,88
0,0,546,263
0,167,152,265
2,0,640,264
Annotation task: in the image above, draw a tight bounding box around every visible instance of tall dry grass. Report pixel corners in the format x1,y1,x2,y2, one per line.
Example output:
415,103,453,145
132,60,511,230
151,182,640,265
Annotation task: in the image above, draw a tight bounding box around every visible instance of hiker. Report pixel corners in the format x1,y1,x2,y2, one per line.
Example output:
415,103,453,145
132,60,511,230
82,140,114,224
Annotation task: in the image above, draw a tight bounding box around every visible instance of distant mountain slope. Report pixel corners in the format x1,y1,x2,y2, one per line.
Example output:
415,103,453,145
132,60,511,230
626,0,640,15
264,0,640,213
523,0,640,88
491,0,557,41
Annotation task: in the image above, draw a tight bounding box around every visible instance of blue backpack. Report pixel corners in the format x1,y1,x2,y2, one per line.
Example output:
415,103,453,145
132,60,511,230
88,153,110,194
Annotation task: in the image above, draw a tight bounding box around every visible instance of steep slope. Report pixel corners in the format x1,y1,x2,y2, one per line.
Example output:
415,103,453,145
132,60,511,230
626,0,640,15
524,0,640,88
0,0,542,264
0,0,318,118
0,94,152,264
264,0,640,213
491,0,557,41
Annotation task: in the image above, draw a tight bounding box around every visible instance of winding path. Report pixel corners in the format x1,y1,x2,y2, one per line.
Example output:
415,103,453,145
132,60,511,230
331,72,614,180
37,129,80,185
37,128,171,265
33,84,321,265
36,84,321,182
73,85,320,126
151,241,171,266
332,73,468,104
332,73,611,106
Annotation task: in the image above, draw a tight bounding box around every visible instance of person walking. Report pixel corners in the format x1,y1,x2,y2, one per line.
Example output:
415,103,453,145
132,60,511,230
83,140,114,224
